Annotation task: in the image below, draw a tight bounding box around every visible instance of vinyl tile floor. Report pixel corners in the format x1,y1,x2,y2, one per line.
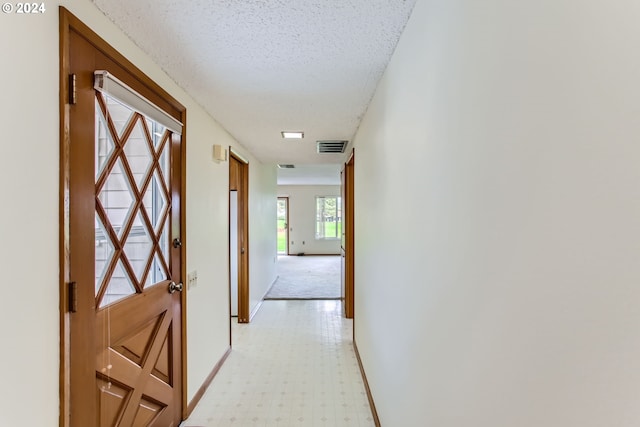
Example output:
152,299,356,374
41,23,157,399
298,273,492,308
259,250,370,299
181,300,375,427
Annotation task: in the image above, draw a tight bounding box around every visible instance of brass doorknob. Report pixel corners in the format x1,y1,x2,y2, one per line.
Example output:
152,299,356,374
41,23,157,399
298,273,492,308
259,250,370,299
168,281,184,294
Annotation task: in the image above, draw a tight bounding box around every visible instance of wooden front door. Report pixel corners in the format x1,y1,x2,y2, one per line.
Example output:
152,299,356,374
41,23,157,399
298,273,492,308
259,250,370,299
60,9,185,427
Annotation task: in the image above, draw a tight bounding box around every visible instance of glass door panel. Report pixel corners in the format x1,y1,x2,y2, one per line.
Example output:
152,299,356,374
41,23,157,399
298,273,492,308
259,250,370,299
277,197,288,255
94,94,173,308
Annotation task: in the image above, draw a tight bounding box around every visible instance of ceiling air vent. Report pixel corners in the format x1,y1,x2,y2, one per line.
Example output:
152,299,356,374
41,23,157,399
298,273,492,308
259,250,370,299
277,164,295,169
317,140,348,154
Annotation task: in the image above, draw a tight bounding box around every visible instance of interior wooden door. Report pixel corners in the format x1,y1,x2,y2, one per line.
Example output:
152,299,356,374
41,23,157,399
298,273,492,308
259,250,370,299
61,9,185,427
229,154,250,323
341,168,347,309
342,151,355,319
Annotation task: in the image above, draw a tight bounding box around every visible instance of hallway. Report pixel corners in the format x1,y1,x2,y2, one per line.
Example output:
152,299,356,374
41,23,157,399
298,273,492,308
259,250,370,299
183,301,374,426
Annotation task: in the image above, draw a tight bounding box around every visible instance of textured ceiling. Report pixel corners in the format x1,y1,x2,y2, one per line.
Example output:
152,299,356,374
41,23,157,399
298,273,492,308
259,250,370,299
91,0,416,171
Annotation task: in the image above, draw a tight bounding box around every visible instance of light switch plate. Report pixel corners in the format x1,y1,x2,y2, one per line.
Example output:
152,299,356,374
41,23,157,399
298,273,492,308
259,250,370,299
187,270,198,289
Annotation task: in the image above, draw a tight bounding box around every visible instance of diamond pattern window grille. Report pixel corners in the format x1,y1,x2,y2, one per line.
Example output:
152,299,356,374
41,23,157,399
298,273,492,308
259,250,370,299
143,169,169,233
95,107,116,179
124,118,154,192
95,213,115,295
94,93,173,308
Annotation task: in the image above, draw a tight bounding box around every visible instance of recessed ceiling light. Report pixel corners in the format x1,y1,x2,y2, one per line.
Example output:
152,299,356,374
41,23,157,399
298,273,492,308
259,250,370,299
281,131,304,139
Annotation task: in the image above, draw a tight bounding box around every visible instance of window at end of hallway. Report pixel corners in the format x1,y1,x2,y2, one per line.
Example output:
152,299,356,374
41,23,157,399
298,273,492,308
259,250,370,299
315,196,341,240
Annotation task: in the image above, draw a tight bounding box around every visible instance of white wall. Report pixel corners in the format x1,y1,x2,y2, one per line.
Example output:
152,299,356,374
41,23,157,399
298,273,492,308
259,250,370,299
278,185,342,255
241,148,279,316
353,0,640,426
0,7,59,427
0,1,276,424
183,105,235,403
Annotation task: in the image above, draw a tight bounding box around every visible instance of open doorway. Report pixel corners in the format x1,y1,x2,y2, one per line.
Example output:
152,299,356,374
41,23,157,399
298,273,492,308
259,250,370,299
277,197,289,255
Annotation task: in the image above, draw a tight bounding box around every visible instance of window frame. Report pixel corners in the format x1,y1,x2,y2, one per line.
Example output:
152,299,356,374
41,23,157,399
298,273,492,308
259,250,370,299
315,195,342,240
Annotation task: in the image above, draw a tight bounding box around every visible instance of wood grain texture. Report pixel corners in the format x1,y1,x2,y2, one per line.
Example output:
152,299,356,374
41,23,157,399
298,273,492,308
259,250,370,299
229,154,250,323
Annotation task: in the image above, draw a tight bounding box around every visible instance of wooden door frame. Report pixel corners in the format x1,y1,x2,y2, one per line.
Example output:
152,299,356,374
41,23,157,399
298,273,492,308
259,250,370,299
229,151,250,323
343,150,355,319
59,8,188,426
277,197,290,255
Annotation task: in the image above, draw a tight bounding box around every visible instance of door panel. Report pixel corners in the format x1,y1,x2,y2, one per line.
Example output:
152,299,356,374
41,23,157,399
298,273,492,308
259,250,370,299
62,9,185,427
342,151,355,319
229,154,249,323
91,80,181,427
96,285,176,427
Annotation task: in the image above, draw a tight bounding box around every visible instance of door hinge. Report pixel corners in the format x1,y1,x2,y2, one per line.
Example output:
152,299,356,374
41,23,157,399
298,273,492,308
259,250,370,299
68,281,77,313
68,74,76,105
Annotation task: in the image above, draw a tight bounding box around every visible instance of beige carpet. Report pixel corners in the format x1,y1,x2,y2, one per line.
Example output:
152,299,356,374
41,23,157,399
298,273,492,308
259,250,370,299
264,255,341,300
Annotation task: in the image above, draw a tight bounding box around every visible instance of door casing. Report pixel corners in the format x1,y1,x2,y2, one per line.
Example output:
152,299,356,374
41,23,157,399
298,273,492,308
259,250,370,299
341,150,355,319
